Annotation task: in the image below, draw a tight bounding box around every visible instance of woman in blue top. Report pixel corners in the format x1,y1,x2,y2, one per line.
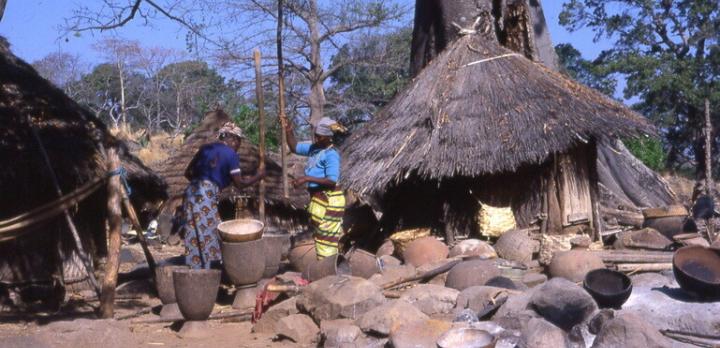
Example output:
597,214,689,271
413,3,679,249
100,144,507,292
181,122,264,269
283,117,346,259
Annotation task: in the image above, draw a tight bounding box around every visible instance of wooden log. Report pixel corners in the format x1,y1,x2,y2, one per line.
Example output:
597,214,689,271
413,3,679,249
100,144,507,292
100,147,123,318
131,309,253,324
600,206,644,228
277,0,289,200
121,188,156,275
254,49,267,222
591,250,674,264
615,263,672,272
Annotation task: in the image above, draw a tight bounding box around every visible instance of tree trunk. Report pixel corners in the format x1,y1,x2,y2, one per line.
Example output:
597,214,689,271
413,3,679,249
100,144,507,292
307,0,325,125
0,0,7,23
118,61,127,131
705,98,713,195
100,147,123,318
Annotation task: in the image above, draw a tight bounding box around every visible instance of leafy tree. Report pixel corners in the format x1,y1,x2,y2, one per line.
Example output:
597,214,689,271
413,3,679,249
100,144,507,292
326,26,412,129
554,43,616,97
559,0,720,176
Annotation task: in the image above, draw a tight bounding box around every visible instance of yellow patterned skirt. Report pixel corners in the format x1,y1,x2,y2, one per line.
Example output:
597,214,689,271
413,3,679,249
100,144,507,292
307,190,345,259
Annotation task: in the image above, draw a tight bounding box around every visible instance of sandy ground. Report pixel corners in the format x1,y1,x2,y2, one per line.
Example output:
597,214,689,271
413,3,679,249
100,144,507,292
0,243,303,348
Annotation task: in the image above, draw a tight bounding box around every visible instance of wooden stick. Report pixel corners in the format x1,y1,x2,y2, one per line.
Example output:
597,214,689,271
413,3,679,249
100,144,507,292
27,116,101,297
615,263,672,272
591,250,674,263
254,49,267,223
382,258,461,290
121,187,157,275
131,309,253,324
117,307,153,320
277,0,289,199
100,147,123,318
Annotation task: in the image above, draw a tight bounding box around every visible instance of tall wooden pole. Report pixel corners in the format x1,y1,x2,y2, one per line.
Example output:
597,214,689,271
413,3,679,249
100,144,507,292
277,0,290,199
254,49,267,222
705,98,713,195
101,147,123,318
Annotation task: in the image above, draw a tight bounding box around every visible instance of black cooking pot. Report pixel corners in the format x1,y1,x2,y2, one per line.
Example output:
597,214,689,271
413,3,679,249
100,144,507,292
583,269,633,309
673,246,720,299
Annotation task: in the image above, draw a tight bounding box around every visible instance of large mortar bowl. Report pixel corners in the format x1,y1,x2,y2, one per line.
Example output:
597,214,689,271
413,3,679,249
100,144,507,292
583,269,632,309
673,245,720,299
263,229,290,278
173,268,221,321
221,239,266,286
155,264,188,317
218,219,264,243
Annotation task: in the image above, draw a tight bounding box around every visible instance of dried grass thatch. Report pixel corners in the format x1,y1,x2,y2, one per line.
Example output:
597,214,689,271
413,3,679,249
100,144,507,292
153,109,308,232
0,37,167,298
341,34,652,198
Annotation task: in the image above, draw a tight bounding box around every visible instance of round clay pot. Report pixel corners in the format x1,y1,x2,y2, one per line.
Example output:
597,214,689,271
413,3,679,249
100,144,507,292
220,239,265,286
673,245,720,299
583,269,633,309
402,237,449,267
302,254,351,281
445,259,502,290
346,248,381,278
494,230,537,263
642,205,688,239
376,240,395,257
262,231,290,278
173,268,221,321
289,241,317,273
548,250,605,283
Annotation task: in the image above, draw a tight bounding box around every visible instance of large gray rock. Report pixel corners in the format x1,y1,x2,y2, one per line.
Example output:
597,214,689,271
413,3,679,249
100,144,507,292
455,286,514,316
356,300,429,336
520,318,571,348
529,278,597,330
320,319,362,347
400,284,459,315
252,297,299,334
369,265,416,288
390,319,453,348
591,312,672,348
620,286,720,337
297,276,386,321
276,314,320,345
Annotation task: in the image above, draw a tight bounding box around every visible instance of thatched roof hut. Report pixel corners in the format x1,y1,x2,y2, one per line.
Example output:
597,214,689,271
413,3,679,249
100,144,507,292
341,34,652,239
153,109,308,235
0,37,167,305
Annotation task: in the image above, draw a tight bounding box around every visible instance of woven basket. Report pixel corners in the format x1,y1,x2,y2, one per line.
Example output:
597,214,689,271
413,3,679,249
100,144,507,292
389,228,431,255
478,203,516,238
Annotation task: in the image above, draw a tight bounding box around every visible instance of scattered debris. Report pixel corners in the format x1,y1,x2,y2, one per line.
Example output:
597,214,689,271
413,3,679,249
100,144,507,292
275,314,320,345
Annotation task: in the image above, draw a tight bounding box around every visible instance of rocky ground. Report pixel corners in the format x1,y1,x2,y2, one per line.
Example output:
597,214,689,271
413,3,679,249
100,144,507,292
1,231,720,347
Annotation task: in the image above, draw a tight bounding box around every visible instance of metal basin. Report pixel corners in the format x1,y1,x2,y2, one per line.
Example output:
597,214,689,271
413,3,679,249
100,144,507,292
583,269,632,309
220,239,265,286
673,246,720,299
346,248,381,278
262,231,290,278
302,254,351,281
173,268,221,321
218,219,264,243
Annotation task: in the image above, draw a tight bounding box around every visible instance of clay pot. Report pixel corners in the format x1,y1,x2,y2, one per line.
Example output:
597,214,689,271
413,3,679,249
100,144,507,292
402,237,449,267
448,239,497,259
262,231,290,278
346,248,381,278
583,269,632,309
445,259,502,290
548,250,605,283
289,241,317,273
302,254,351,281
673,245,720,299
155,265,188,317
494,229,537,263
173,268,221,321
642,205,688,239
221,239,266,286
376,240,395,257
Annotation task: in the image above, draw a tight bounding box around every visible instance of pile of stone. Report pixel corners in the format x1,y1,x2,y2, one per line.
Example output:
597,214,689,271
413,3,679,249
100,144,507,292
252,234,720,347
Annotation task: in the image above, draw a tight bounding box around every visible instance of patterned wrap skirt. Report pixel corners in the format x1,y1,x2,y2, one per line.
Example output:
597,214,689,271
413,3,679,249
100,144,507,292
307,190,346,259
181,180,222,269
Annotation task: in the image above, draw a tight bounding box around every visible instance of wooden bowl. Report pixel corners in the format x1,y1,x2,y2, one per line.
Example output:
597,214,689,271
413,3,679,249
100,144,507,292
218,219,264,243
583,269,632,309
673,245,720,299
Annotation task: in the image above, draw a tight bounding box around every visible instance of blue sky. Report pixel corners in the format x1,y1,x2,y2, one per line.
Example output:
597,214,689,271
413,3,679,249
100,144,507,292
0,1,608,69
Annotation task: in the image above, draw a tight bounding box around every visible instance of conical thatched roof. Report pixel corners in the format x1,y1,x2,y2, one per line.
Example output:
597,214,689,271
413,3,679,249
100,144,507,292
153,109,308,211
341,34,652,197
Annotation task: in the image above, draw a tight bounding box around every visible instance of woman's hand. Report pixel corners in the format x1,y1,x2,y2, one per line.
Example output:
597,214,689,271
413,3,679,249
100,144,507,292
292,176,308,188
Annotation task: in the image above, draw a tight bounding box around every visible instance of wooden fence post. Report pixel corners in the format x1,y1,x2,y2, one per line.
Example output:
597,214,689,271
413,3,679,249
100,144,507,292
100,147,123,318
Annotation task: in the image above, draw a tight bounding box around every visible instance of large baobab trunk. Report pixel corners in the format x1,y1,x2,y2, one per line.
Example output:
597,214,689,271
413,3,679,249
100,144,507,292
307,0,325,125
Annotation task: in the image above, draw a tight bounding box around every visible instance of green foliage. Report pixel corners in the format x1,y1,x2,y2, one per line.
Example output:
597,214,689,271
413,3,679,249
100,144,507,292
624,136,667,172
555,43,616,97
231,104,279,152
559,0,720,172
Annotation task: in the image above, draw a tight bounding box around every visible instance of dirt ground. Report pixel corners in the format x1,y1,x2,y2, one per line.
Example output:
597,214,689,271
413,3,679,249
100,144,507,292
0,243,302,348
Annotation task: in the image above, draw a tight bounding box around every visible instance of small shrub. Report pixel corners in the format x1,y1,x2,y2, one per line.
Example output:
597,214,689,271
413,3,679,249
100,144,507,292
624,136,667,172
